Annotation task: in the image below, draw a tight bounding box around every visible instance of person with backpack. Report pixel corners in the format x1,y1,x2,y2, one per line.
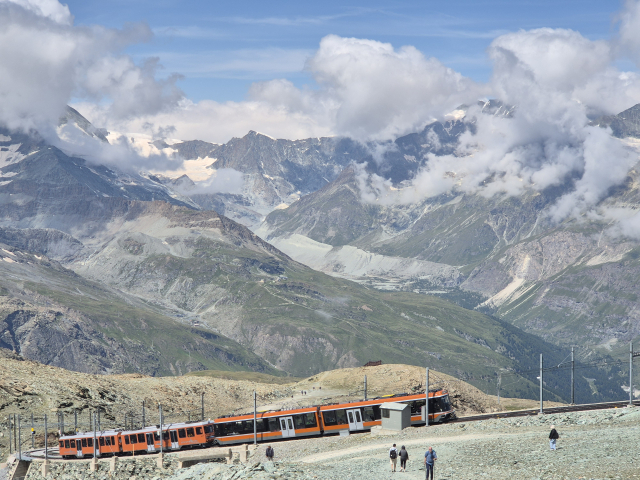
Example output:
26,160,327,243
424,446,437,480
549,425,559,450
265,445,274,461
399,445,409,472
389,443,398,472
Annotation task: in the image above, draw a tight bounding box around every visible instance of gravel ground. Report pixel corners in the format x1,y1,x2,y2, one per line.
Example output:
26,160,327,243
168,406,640,480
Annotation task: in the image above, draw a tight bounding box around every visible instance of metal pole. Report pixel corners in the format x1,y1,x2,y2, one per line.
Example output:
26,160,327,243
31,413,34,449
253,391,257,445
9,415,12,454
425,367,430,427
74,409,77,433
497,374,501,406
44,414,48,462
630,342,634,407
61,411,64,435
124,413,127,431
18,414,21,460
159,405,163,456
93,413,97,458
142,401,145,428
98,409,101,431
13,414,16,454
364,375,367,401
201,393,204,421
540,354,544,414
571,347,575,405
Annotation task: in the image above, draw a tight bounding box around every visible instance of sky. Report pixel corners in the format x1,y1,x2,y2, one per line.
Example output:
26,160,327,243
62,0,625,103
3,0,640,234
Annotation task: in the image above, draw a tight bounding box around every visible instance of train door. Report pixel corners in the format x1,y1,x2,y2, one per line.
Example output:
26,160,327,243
279,416,296,438
146,433,156,453
76,439,83,458
346,409,364,431
169,430,179,449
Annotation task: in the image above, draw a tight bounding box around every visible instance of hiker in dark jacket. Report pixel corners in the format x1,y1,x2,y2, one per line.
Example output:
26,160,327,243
399,445,409,472
549,425,559,450
265,445,274,461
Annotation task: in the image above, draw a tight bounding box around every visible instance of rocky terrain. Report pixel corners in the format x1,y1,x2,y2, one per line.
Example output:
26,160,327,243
0,352,525,464
6,405,639,479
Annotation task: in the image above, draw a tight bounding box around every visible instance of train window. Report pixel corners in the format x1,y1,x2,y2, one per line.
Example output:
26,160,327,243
382,409,390,418
70,440,76,448
268,418,280,432
373,405,382,420
129,435,135,444
138,433,145,443
186,428,194,437
322,410,337,426
362,407,375,422
293,414,306,430
125,436,130,445
59,441,63,448
412,400,426,415
99,438,105,446
347,411,354,424
64,440,70,448
178,429,186,438
82,439,87,447
204,425,213,434
305,413,317,427
106,437,111,446
163,432,169,440
88,439,93,447
196,427,202,435
335,410,347,425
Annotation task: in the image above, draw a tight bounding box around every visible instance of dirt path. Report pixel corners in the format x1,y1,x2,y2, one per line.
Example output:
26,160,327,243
300,431,522,464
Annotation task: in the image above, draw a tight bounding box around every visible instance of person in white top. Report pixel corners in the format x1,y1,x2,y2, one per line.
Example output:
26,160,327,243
389,443,398,472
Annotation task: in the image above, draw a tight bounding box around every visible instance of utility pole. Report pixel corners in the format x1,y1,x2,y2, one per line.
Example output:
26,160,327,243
13,414,16,454
31,413,34,449
60,411,64,435
539,354,544,414
74,409,77,433
201,394,204,421
17,414,21,460
9,415,12,454
629,342,640,406
44,414,48,462
159,405,163,456
253,391,257,445
97,409,101,431
497,374,501,406
93,413,97,458
364,375,367,401
425,367,430,427
571,347,575,405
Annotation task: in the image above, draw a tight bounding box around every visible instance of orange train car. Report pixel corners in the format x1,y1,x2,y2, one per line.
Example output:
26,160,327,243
320,390,455,434
59,430,120,458
213,407,321,446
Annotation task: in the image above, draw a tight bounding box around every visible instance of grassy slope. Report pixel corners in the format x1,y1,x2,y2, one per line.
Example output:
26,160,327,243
0,249,280,376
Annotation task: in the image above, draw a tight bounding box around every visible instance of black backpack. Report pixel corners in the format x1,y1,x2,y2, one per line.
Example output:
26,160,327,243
390,449,397,459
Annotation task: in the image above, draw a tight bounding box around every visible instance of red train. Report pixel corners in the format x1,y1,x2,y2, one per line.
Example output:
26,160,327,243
58,389,454,457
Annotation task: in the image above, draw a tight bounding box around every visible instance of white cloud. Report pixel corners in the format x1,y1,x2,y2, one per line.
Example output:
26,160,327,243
0,0,183,135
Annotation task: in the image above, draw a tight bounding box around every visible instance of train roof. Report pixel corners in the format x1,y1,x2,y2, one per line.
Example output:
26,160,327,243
215,406,317,423
320,391,448,410
60,430,120,439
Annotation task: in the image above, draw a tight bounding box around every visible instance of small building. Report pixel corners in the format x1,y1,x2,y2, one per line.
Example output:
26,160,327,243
380,402,411,431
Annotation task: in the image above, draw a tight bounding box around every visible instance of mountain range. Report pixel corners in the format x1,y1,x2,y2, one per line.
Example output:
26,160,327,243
1,103,639,403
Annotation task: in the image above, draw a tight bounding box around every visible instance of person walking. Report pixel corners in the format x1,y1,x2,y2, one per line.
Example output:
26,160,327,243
399,445,409,472
265,445,274,461
424,446,437,480
389,443,398,472
549,425,559,450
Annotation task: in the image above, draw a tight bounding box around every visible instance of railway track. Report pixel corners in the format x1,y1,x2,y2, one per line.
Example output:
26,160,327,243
454,399,640,423
21,399,639,462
